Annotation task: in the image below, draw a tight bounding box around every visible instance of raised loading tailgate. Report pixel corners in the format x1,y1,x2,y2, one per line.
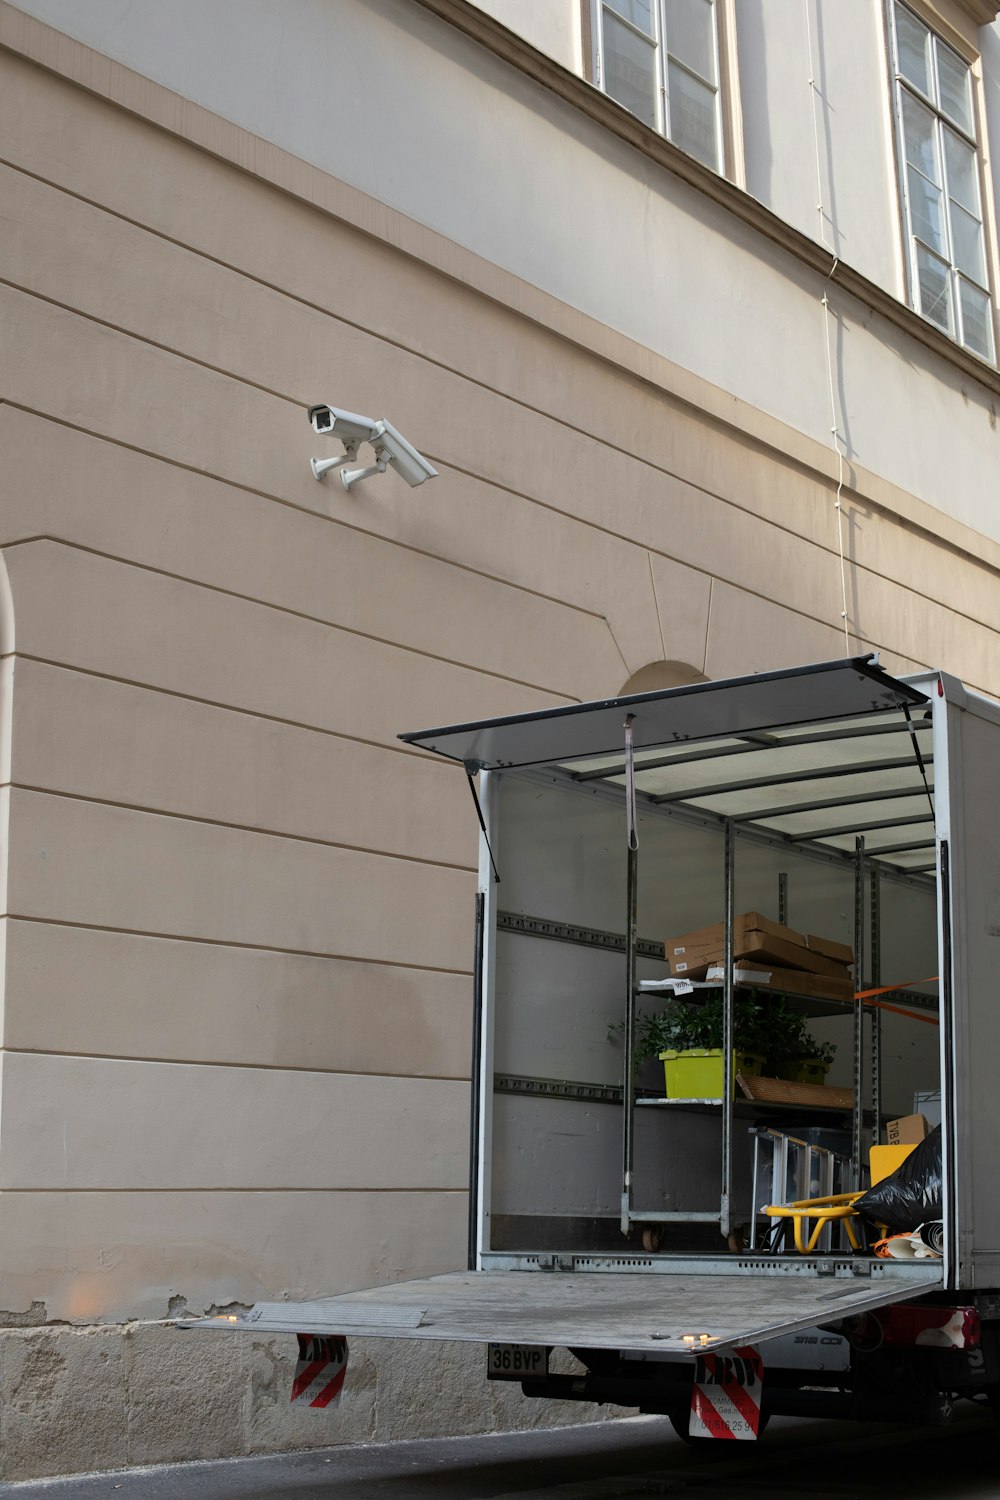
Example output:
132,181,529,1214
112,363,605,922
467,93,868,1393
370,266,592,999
186,1266,943,1354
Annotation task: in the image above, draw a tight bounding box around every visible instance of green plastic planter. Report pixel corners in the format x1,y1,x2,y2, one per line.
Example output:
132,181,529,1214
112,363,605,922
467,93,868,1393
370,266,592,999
658,1048,764,1100
778,1058,832,1085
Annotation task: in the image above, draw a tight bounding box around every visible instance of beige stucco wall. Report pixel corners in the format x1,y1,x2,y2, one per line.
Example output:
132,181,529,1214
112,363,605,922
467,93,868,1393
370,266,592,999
2,0,1000,1480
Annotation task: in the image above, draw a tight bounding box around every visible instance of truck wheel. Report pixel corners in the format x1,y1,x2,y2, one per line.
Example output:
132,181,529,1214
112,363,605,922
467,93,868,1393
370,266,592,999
642,1227,665,1252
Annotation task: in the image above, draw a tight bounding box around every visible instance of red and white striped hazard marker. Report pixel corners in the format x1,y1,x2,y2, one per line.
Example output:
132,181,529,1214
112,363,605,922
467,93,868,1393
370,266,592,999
291,1334,349,1409
689,1345,763,1440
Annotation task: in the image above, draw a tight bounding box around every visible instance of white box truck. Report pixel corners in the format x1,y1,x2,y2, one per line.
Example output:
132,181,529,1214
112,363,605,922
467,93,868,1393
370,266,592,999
187,656,1000,1437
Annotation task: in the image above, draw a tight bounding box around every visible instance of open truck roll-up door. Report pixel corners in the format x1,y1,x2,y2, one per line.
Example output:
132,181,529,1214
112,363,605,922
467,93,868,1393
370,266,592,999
397,656,928,770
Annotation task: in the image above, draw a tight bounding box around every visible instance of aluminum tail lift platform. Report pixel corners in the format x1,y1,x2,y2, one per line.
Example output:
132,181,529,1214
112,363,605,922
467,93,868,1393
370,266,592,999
187,1265,942,1356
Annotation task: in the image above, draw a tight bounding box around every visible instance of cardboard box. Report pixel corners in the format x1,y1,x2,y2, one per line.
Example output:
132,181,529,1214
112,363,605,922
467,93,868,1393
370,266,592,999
705,963,855,1004
737,1073,853,1110
805,932,854,966
886,1113,931,1145
668,930,851,978
665,912,806,955
665,920,853,981
666,943,718,979
735,931,851,979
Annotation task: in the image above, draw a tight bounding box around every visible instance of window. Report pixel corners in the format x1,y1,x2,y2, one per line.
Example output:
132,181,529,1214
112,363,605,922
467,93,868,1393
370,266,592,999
889,1,994,360
592,0,722,171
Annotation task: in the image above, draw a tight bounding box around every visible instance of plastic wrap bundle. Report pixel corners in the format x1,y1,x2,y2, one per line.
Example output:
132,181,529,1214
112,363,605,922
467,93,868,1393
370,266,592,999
854,1125,943,1235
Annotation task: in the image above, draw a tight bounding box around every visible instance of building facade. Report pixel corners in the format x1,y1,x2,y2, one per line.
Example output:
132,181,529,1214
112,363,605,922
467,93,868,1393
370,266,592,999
1,0,1000,1478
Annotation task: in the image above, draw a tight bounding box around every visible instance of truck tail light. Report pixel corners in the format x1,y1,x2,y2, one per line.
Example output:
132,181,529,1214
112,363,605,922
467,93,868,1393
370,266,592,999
877,1305,980,1350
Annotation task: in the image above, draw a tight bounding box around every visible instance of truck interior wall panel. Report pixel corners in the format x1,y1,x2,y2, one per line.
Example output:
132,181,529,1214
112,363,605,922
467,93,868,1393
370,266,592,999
490,1094,754,1222
493,934,667,1086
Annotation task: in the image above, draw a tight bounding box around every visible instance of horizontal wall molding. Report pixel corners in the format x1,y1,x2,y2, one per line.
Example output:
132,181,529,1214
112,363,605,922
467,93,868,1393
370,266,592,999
3,781,477,874
2,912,473,973
1,1046,470,1082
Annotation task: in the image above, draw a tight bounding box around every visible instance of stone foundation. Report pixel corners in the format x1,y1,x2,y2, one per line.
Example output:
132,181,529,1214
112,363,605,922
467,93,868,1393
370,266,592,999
0,1323,631,1482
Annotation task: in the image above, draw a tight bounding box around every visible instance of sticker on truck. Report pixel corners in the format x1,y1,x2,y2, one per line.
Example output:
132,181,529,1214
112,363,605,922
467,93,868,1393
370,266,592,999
689,1345,764,1440
291,1334,349,1408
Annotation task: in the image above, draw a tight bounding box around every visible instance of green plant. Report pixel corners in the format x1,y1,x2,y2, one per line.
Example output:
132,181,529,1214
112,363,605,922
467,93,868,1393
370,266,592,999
609,992,836,1072
757,998,836,1071
629,1000,716,1060
609,996,769,1063
802,1035,837,1067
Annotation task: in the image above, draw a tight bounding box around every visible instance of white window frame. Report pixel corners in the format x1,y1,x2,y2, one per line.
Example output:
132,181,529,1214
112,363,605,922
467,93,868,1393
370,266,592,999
589,0,724,173
888,0,996,362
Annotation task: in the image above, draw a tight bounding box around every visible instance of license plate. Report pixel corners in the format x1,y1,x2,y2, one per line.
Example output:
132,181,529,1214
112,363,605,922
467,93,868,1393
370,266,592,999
486,1343,549,1380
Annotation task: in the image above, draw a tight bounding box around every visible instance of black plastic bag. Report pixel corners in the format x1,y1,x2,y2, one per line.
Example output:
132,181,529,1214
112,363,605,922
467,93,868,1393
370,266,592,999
854,1126,943,1234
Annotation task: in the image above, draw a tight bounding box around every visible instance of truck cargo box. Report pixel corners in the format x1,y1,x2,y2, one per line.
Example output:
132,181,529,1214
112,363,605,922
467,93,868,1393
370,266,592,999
189,657,1000,1425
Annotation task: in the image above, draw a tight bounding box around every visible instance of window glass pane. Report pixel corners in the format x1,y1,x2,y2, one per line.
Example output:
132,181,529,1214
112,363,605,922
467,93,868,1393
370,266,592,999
894,10,993,359
901,90,940,183
935,41,973,135
907,166,946,254
667,59,719,167
950,202,986,284
915,244,954,332
944,128,979,213
605,0,654,37
604,11,658,128
959,278,994,358
894,3,931,96
664,0,716,85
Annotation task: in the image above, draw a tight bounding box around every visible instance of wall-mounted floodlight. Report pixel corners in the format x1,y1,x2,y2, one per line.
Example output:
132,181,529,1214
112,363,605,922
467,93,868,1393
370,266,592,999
308,404,438,492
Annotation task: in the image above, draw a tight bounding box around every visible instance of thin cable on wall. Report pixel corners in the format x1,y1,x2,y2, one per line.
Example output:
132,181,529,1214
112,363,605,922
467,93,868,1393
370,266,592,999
805,0,852,656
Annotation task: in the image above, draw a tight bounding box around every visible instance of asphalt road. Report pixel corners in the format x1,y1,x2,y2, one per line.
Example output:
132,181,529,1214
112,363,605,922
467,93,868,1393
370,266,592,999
9,1410,1000,1499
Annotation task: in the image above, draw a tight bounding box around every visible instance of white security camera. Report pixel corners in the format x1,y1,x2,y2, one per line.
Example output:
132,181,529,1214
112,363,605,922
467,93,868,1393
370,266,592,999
372,420,438,488
308,404,437,492
307,404,382,481
307,404,381,444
